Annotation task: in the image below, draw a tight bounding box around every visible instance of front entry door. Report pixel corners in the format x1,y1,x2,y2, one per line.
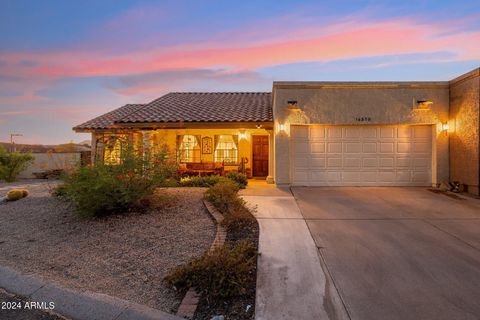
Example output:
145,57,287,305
252,135,269,177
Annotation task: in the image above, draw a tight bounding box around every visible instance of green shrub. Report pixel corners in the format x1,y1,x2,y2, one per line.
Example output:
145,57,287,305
150,145,179,186
179,175,227,187
51,183,69,197
164,241,257,301
58,145,178,218
60,164,155,217
225,172,248,188
205,180,244,213
0,146,34,182
222,204,257,236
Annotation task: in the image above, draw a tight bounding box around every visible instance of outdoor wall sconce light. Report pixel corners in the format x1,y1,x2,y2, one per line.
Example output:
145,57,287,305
279,123,286,132
415,99,433,110
441,122,449,131
239,131,247,140
287,100,301,110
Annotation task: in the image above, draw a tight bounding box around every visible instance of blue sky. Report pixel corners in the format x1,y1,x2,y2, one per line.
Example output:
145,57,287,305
0,0,479,144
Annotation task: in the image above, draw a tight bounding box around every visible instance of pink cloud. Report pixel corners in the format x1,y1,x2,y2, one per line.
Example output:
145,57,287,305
1,17,479,80
0,110,34,116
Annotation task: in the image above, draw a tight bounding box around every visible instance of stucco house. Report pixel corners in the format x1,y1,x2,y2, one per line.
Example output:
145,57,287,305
74,67,480,194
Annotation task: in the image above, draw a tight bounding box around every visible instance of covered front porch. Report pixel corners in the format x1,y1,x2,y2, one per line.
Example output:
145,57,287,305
91,123,274,182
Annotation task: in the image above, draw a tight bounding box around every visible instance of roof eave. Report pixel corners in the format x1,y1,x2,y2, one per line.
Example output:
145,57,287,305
113,121,274,130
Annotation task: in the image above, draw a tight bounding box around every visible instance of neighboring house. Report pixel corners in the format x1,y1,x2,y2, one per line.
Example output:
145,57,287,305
74,68,480,195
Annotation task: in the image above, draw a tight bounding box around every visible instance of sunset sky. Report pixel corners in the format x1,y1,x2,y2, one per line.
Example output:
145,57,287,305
1,0,479,144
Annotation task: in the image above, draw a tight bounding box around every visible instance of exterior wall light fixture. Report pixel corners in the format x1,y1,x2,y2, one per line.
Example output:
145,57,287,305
287,100,301,110
239,131,247,140
279,123,286,132
442,123,449,131
415,99,433,110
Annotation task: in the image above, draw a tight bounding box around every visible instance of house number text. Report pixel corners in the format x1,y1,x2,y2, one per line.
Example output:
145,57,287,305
354,116,372,122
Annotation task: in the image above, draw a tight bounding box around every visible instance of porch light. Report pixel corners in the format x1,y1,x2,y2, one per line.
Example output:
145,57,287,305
279,123,286,132
287,100,301,110
441,122,449,131
239,131,247,140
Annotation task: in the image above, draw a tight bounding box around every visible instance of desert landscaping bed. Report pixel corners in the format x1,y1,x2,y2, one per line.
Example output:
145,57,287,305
0,181,215,313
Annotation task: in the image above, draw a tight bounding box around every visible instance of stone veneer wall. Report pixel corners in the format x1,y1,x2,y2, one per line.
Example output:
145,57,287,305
449,69,480,195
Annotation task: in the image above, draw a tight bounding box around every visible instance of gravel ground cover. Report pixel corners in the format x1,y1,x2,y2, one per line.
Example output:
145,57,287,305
0,180,215,313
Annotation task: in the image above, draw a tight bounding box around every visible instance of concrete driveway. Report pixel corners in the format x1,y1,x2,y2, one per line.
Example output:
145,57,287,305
292,187,480,320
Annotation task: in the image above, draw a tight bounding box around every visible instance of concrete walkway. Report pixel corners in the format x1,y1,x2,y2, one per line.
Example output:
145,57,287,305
240,181,345,320
0,264,182,320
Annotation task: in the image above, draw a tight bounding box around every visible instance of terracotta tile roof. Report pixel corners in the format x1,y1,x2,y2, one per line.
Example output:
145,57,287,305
73,104,144,130
73,92,272,131
117,92,272,123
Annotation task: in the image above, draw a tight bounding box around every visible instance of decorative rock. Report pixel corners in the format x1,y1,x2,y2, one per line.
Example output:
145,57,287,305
6,189,28,201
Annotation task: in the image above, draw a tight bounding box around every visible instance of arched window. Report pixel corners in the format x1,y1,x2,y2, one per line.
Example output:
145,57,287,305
178,135,201,163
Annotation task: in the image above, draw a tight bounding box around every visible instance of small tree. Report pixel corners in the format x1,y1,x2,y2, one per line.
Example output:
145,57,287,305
0,146,34,182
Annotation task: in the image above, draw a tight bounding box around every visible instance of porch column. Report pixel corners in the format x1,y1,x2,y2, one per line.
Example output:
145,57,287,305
142,131,151,161
96,133,105,165
266,130,275,184
90,132,97,164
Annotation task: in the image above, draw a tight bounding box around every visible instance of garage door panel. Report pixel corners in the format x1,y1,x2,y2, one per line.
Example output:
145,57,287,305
328,143,342,153
360,171,378,182
363,143,377,153
310,127,325,139
413,158,430,168
342,172,361,182
363,158,379,167
398,126,412,138
380,158,394,167
327,127,342,138
310,171,327,181
344,158,361,168
327,157,342,167
309,157,326,168
397,142,411,153
362,127,377,138
380,127,395,138
380,143,394,153
345,143,362,153
395,171,412,182
396,157,412,167
379,171,395,182
345,127,362,138
310,142,325,153
290,125,432,186
327,172,342,182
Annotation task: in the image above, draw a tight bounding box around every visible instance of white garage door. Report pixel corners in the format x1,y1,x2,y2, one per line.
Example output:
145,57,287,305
290,125,432,186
